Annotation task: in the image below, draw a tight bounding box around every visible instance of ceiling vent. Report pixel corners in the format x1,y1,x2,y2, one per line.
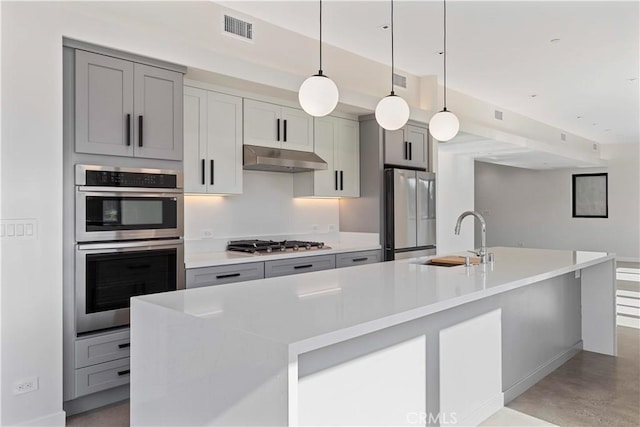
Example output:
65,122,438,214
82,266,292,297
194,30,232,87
393,73,407,89
224,15,253,41
494,110,503,120
561,133,567,141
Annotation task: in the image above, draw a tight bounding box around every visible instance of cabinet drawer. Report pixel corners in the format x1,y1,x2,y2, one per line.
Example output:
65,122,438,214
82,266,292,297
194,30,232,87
75,358,130,397
186,262,265,288
336,250,382,269
264,255,336,278
75,329,130,368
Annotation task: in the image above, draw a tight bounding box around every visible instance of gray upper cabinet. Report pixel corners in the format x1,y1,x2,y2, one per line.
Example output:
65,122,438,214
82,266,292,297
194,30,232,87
384,124,429,170
243,99,314,152
133,64,183,160
75,51,134,157
75,50,183,160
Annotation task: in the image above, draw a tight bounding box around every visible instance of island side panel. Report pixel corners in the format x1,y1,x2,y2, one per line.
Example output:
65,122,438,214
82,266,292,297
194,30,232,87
297,334,426,426
581,259,617,355
294,270,585,425
130,299,291,426
439,309,503,426
500,271,582,401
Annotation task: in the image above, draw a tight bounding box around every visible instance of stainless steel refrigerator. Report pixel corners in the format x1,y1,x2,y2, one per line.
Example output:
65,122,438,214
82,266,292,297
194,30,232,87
384,169,436,260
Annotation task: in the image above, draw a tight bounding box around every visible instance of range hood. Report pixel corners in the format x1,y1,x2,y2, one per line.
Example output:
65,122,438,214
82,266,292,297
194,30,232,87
243,145,328,173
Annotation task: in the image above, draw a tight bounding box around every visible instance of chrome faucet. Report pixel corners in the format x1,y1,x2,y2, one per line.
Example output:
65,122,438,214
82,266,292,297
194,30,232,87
454,211,488,264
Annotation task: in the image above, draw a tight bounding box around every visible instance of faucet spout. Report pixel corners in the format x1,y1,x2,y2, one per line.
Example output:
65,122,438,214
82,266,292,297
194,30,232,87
454,211,488,263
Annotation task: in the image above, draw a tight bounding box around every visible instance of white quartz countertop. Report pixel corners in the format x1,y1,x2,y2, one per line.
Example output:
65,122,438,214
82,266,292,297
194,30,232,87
137,247,614,353
185,240,381,269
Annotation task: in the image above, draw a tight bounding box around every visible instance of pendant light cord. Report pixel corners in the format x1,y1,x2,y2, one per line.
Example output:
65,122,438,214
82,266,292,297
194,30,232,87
319,0,323,75
443,0,448,110
390,0,395,95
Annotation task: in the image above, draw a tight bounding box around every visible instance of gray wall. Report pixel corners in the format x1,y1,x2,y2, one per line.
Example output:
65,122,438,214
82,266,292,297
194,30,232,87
474,144,640,260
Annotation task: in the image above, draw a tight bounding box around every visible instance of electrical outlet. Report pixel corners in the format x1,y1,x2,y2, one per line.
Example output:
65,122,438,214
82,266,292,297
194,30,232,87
328,224,336,232
202,229,214,239
517,242,524,247
13,377,38,395
312,224,319,232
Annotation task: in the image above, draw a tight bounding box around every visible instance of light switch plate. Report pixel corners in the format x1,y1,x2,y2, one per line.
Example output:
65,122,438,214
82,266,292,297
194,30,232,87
0,219,37,240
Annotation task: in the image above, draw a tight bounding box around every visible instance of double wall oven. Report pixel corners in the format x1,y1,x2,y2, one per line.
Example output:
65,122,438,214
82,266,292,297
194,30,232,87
75,165,185,334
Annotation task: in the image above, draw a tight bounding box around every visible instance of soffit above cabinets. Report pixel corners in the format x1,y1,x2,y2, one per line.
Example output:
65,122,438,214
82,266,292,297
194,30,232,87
438,131,606,170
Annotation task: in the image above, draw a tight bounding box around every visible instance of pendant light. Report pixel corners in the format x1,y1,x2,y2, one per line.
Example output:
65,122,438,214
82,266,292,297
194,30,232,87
298,0,339,117
375,0,410,131
429,0,460,142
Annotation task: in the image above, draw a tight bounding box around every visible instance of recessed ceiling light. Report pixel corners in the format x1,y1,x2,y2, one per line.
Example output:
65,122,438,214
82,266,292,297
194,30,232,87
604,129,611,132
529,94,537,98
592,123,597,126
629,78,638,82
576,115,583,119
379,24,390,30
550,38,561,43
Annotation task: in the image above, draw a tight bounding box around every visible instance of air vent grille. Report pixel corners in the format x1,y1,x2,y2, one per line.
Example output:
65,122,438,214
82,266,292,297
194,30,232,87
393,73,407,89
224,15,253,40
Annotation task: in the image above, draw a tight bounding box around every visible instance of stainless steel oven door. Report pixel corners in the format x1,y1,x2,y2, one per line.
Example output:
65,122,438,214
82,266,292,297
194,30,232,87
75,239,185,334
76,189,184,242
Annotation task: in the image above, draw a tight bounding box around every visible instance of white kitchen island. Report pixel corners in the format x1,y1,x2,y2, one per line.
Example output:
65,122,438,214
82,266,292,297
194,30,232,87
130,247,616,426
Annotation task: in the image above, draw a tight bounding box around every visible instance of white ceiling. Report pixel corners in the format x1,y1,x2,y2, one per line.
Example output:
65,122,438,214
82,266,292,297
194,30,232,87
219,0,639,145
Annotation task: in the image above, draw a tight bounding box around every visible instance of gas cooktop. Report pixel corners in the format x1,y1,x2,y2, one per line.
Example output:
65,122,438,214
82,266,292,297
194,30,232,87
227,239,329,254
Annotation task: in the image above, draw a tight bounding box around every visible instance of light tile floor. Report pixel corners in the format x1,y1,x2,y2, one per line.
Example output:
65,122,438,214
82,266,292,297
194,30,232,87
480,407,556,426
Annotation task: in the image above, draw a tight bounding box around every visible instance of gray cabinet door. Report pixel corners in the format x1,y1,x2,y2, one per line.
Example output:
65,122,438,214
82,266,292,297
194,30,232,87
406,125,428,169
75,50,134,157
384,128,408,167
186,262,265,288
335,250,382,268
264,255,336,278
133,64,183,160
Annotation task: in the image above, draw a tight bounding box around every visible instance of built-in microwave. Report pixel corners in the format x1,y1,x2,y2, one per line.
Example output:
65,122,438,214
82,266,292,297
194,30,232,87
75,165,183,242
75,239,185,334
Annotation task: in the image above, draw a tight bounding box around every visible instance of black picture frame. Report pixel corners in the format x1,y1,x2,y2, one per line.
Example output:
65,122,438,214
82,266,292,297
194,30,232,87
572,173,608,218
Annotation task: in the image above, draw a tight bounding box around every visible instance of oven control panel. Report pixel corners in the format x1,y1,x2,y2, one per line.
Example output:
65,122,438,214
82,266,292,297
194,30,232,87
85,170,178,189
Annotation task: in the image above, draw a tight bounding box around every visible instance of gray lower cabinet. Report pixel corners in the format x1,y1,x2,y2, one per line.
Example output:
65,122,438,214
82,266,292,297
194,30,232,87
75,358,130,397
73,329,131,398
264,255,336,278
185,250,382,289
186,262,265,288
75,329,130,369
75,49,183,160
335,250,382,268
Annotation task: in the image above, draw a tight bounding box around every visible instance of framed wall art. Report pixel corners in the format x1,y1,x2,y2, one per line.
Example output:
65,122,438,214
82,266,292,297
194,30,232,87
572,173,608,218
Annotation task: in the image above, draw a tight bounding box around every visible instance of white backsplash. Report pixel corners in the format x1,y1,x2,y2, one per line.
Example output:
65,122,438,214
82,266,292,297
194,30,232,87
185,170,340,242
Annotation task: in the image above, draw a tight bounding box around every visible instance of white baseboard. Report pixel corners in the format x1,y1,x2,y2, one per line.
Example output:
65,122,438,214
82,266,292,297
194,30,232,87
17,410,66,427
457,393,504,427
503,341,582,403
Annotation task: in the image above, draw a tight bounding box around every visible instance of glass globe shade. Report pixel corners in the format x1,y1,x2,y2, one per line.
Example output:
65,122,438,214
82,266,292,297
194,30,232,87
298,74,339,117
375,94,410,131
429,110,460,142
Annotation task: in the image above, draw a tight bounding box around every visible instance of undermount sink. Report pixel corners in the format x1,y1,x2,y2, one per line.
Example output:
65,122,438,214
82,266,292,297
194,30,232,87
423,260,464,267
415,256,481,267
